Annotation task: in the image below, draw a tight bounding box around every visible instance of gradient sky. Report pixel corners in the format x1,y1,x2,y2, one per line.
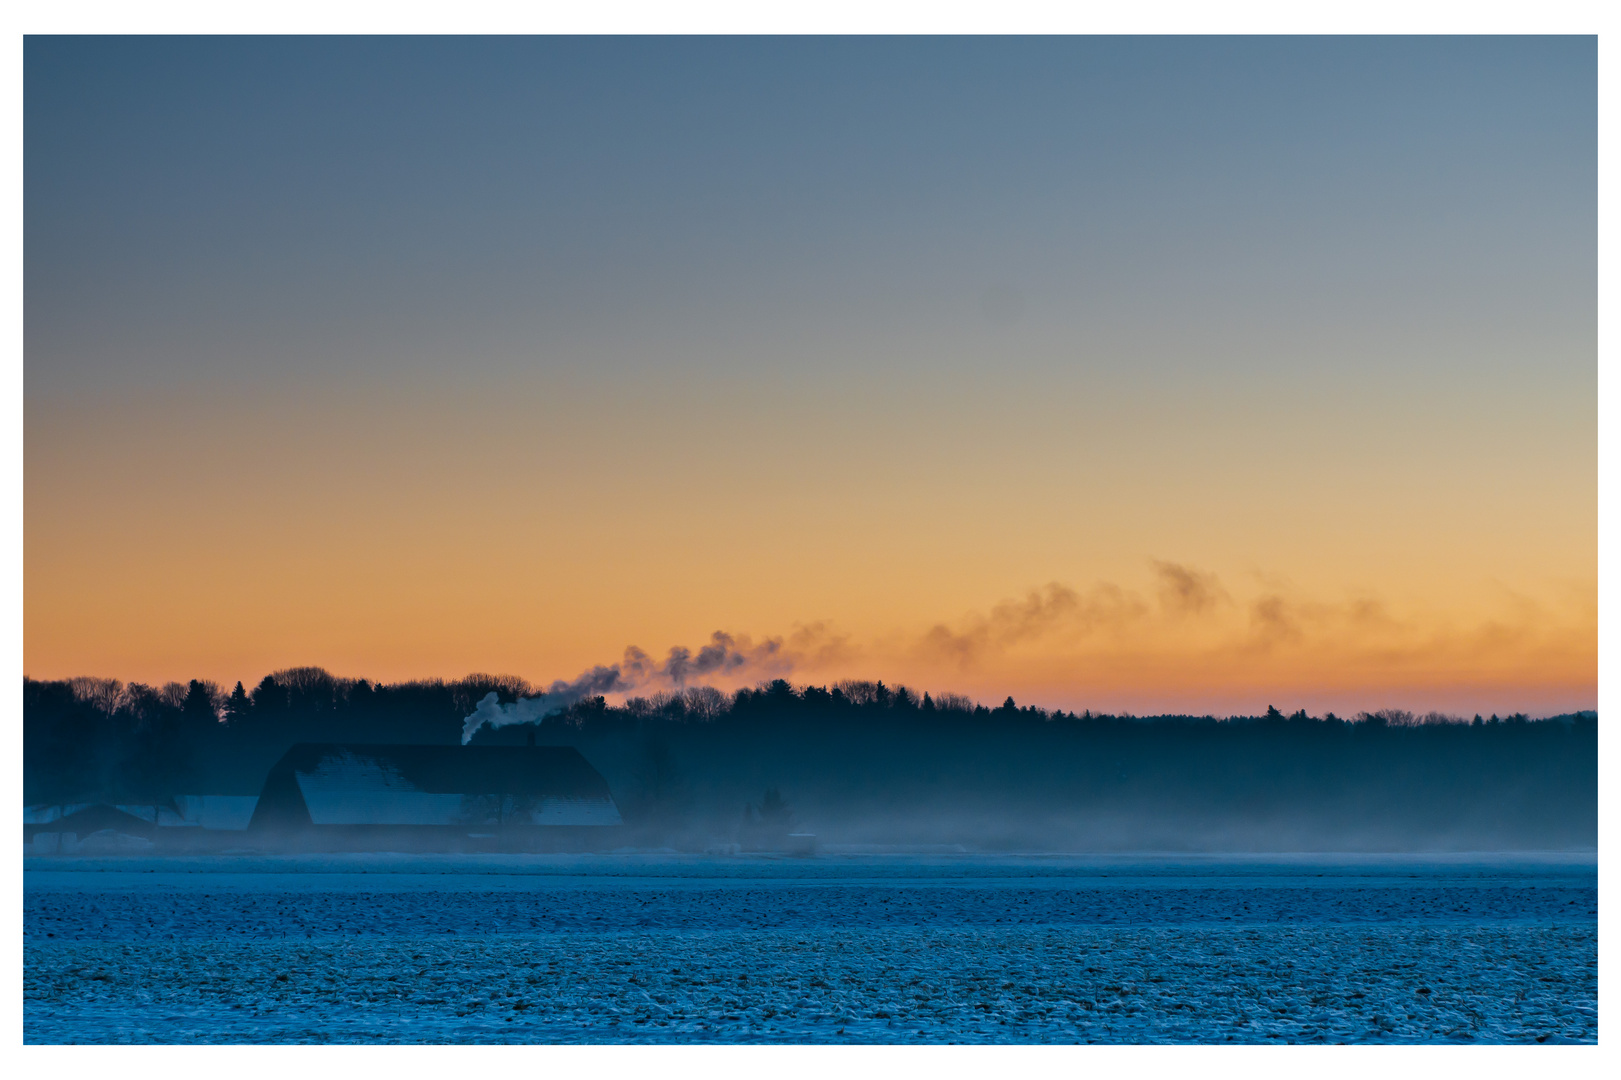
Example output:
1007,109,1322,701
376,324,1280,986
25,36,1596,715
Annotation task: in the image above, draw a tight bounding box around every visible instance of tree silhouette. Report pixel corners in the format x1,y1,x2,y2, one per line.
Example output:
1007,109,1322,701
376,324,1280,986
223,681,251,725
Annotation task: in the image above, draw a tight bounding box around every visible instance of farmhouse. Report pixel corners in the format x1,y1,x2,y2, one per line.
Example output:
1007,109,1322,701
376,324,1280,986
25,795,263,853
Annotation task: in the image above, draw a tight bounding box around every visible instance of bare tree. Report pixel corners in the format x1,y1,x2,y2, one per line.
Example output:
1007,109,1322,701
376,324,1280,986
66,677,125,715
683,686,727,720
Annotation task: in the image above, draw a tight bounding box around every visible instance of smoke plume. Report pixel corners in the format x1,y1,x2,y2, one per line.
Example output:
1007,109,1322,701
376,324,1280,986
462,632,790,743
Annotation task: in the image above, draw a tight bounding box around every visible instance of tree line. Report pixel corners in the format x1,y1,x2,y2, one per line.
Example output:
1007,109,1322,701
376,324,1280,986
24,668,1594,853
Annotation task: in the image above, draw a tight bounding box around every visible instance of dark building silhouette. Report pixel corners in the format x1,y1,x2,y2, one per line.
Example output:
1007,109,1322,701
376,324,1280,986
248,744,622,846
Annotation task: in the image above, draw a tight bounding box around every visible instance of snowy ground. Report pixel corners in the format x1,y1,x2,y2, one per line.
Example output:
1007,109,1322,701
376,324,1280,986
23,852,1597,1043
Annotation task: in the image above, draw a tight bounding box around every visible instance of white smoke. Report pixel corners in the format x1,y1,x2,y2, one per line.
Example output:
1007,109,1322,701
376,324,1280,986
461,663,629,744
461,632,790,743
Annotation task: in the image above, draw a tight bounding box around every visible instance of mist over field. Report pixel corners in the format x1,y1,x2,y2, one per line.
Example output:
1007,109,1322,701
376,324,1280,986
24,669,1595,853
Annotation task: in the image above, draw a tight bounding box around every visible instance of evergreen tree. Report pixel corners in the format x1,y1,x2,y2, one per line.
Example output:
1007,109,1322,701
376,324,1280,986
223,681,251,725
181,680,218,730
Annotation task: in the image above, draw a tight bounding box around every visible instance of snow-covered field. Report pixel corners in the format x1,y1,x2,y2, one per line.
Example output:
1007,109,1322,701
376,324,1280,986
23,853,1597,1043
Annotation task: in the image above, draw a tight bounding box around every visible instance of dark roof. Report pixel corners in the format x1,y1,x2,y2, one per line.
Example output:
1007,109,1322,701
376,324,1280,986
279,743,613,797
249,743,619,831
27,804,156,837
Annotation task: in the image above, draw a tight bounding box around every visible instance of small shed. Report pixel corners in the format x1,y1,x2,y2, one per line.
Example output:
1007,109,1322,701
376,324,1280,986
171,795,260,830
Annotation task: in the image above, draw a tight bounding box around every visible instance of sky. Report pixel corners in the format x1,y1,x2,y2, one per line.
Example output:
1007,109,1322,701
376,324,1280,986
24,36,1596,716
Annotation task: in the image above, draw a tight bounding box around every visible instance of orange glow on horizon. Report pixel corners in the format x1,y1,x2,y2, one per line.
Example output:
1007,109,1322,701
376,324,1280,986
25,375,1594,719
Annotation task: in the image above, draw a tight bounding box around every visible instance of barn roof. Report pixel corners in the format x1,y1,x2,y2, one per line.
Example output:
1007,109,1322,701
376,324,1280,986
250,743,621,829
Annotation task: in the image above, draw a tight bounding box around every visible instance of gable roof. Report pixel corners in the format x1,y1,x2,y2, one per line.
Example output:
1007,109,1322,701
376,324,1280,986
250,743,621,829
